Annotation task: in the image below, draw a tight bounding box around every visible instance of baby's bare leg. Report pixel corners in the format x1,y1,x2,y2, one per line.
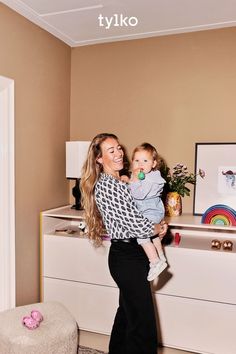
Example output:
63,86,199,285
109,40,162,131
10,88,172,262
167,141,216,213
141,241,159,263
152,237,166,262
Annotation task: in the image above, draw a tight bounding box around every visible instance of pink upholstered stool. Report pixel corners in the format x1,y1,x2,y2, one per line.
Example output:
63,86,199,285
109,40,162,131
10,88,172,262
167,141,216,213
0,301,78,354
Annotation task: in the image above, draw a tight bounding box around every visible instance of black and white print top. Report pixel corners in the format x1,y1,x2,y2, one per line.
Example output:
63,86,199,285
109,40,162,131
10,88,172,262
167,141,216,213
95,173,155,240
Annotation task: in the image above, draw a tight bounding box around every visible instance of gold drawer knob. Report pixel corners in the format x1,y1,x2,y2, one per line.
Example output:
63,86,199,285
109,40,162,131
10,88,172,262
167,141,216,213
211,239,221,249
222,240,233,251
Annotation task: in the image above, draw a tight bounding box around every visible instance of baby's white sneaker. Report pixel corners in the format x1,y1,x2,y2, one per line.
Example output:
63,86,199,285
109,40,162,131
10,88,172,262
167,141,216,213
147,260,167,281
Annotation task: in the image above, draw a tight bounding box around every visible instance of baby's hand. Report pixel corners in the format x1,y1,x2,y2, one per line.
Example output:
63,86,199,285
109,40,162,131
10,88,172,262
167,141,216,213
120,175,130,183
131,168,144,181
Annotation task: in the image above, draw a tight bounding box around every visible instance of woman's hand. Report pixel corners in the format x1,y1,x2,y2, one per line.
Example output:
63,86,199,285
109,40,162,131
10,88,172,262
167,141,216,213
154,220,168,239
120,175,130,183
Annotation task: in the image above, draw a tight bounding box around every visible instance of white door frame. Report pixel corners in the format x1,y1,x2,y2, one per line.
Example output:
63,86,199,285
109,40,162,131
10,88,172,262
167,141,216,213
0,75,15,310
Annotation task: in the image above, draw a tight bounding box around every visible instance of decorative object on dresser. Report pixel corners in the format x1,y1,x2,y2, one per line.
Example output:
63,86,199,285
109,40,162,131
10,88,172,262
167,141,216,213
165,191,182,217
41,206,236,354
66,141,90,210
161,162,205,216
193,142,236,215
201,204,236,226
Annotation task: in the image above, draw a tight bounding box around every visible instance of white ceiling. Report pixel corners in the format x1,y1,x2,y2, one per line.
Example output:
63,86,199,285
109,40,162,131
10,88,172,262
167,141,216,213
2,0,236,47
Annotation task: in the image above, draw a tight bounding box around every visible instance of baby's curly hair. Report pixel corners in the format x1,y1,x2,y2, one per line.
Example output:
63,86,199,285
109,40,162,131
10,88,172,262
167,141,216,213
131,142,161,170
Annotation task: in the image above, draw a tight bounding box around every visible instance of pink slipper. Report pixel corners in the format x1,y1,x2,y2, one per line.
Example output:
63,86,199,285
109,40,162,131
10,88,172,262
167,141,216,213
22,316,40,330
31,310,43,323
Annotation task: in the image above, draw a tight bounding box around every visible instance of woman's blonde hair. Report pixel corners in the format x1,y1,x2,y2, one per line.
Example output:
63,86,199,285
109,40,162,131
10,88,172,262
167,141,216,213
132,142,161,170
80,133,119,246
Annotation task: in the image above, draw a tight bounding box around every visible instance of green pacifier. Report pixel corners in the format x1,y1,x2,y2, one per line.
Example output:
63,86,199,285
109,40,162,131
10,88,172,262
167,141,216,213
138,170,145,180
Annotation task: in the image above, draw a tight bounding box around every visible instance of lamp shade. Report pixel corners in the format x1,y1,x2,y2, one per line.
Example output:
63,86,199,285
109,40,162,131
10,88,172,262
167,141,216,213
66,141,90,178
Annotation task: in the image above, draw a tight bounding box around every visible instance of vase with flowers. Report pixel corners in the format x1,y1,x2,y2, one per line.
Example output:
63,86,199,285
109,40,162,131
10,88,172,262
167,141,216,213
160,163,205,216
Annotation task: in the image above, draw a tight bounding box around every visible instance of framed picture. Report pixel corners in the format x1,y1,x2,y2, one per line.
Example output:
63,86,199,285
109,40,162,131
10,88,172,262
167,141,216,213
193,143,236,215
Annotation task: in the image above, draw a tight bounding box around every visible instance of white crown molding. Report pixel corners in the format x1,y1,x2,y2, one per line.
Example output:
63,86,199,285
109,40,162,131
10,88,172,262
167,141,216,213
2,0,236,47
71,20,236,47
1,0,75,46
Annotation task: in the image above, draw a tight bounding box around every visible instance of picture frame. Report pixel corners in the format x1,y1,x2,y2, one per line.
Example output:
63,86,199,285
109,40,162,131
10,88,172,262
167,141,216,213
193,142,236,215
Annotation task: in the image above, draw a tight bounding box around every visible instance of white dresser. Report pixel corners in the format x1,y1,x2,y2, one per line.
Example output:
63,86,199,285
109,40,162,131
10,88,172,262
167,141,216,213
40,206,236,354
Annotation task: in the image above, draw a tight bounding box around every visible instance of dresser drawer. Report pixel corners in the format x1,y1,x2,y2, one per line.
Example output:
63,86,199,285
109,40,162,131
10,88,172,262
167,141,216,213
43,277,119,334
155,293,236,354
154,246,236,304
43,235,115,287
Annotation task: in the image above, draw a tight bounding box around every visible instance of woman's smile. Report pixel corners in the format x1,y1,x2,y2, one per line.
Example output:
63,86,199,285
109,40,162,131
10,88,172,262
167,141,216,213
97,137,124,176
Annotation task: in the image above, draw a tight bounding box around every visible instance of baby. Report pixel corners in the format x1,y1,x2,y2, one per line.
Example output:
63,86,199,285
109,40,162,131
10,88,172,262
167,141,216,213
122,143,167,281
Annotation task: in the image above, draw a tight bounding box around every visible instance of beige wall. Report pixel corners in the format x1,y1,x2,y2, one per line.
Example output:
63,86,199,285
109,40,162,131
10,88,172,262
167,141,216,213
0,4,71,305
70,27,236,212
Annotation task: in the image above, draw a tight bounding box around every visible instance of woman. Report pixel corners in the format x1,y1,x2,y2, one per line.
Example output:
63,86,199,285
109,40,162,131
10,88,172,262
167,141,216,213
80,133,168,354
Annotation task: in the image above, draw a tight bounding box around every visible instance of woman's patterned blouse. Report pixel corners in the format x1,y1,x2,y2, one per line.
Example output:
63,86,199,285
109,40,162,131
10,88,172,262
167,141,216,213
95,173,155,240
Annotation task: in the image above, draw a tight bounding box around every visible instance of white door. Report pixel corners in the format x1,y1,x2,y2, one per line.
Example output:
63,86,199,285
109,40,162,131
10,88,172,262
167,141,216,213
0,76,15,310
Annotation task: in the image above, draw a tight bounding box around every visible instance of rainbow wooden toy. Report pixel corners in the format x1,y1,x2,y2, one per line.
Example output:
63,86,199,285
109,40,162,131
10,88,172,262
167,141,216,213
201,204,236,226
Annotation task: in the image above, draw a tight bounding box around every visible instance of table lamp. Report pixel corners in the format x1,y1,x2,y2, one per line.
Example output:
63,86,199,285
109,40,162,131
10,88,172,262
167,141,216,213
66,141,90,209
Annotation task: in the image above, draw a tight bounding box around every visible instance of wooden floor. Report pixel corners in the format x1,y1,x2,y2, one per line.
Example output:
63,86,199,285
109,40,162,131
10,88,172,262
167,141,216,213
79,331,195,353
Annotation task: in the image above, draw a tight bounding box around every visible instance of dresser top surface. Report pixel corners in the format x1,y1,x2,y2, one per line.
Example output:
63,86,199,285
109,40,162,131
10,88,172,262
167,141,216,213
42,206,236,232
167,213,236,232
42,205,84,219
